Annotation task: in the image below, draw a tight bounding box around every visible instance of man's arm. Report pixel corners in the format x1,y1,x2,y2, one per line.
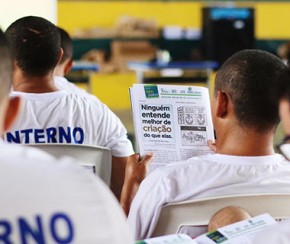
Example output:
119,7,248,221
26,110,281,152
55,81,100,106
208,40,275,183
127,161,167,240
120,153,153,216
111,156,128,200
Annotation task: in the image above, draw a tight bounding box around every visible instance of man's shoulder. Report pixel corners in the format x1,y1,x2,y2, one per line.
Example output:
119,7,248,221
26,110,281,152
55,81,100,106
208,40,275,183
0,142,102,192
162,155,213,172
10,90,69,101
55,76,88,96
144,153,290,193
145,156,210,182
55,76,100,99
0,143,81,173
142,154,228,187
0,143,134,243
0,142,54,162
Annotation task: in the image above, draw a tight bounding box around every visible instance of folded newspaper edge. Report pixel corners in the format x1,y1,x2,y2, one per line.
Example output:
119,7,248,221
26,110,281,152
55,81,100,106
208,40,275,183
135,214,277,244
194,213,277,243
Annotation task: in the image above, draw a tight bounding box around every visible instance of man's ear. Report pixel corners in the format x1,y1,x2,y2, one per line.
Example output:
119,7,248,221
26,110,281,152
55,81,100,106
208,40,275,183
64,59,73,75
4,96,21,132
215,90,229,118
57,48,64,65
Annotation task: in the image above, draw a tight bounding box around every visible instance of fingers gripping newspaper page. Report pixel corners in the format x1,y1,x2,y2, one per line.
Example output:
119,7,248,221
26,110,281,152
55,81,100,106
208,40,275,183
129,84,215,171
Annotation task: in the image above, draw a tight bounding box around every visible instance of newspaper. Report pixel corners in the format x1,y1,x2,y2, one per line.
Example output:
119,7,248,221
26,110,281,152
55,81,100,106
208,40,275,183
129,84,215,171
194,213,277,244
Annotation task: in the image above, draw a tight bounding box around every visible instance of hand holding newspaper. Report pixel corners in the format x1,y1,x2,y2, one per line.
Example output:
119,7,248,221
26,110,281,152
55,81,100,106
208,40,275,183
130,84,215,171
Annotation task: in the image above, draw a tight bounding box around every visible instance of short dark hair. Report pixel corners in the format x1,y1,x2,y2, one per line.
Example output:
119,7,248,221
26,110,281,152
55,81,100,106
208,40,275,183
0,29,12,101
214,49,287,132
5,16,61,77
57,27,73,64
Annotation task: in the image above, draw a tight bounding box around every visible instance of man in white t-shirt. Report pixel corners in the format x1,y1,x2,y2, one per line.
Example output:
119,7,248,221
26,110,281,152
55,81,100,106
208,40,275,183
245,58,290,244
246,65,290,244
54,26,89,95
0,26,134,243
4,16,135,199
127,50,290,239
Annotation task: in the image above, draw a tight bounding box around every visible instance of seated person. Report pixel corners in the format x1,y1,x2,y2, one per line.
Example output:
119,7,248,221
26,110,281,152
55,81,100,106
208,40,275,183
205,68,290,243
245,68,290,244
208,206,251,232
54,26,89,95
277,68,290,153
277,41,290,65
250,68,290,243
4,16,134,199
0,27,133,244
127,49,290,240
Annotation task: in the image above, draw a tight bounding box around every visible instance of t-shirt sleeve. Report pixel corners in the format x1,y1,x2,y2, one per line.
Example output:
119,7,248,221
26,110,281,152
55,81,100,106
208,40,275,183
127,169,168,240
96,101,134,157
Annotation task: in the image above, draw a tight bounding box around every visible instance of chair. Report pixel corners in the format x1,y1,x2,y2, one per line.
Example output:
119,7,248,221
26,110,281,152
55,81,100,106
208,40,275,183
152,193,290,237
26,143,112,186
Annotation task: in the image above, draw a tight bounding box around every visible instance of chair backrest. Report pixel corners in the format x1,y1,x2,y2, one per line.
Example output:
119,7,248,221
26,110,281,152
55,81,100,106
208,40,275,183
152,193,290,237
26,143,112,185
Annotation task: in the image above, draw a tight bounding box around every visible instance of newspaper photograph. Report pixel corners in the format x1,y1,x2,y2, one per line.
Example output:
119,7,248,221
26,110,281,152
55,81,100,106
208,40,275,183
130,84,215,171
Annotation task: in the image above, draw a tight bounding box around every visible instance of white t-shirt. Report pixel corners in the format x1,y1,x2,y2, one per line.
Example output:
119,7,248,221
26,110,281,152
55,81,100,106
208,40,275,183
54,75,88,96
5,90,134,157
127,153,290,240
0,142,133,243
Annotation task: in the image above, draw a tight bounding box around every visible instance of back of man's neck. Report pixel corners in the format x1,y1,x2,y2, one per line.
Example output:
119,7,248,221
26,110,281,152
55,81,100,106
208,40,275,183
13,73,58,93
215,128,276,156
54,67,65,77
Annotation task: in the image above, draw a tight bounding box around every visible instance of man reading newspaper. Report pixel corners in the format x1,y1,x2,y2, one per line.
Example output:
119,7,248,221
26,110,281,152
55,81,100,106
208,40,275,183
128,49,290,240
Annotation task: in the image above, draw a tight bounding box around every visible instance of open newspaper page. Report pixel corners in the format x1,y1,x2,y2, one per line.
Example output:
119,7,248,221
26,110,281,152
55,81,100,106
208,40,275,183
130,84,215,171
194,213,277,244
